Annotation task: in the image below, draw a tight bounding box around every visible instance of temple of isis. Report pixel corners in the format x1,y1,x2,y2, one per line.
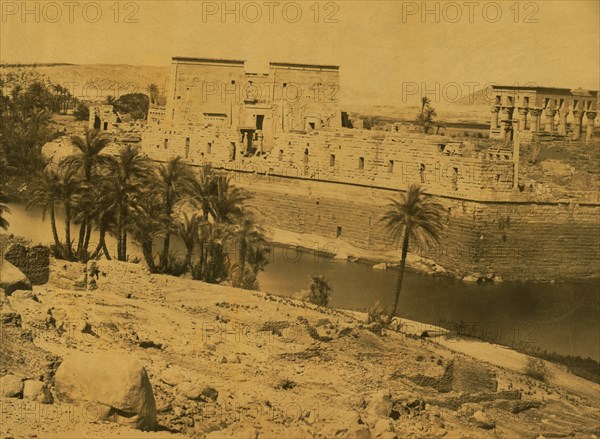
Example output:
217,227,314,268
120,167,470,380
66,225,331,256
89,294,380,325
87,57,600,282
489,85,598,143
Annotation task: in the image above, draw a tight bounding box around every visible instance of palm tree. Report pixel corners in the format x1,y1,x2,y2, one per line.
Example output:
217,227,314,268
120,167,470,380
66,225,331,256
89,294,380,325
174,212,202,273
88,183,116,260
28,169,62,252
147,83,160,106
66,129,112,257
57,161,84,260
67,129,112,181
156,157,196,270
420,96,431,117
234,214,266,285
209,175,251,223
380,185,445,322
129,192,168,272
192,164,218,220
103,145,153,261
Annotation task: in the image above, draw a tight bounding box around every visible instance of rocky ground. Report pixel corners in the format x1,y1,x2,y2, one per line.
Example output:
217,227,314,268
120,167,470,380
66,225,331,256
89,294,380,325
1,258,599,439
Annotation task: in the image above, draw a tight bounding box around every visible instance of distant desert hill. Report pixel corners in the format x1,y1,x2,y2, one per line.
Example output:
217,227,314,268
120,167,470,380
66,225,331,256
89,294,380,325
1,63,491,123
456,85,495,106
1,64,170,102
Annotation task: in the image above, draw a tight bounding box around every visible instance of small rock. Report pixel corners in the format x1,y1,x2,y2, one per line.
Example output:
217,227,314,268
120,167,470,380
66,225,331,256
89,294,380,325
471,410,495,429
458,403,484,418
347,424,372,439
372,263,387,270
177,382,218,402
161,366,188,386
0,374,24,397
368,389,393,418
10,290,39,302
372,417,394,436
227,354,241,364
462,273,481,283
22,380,53,404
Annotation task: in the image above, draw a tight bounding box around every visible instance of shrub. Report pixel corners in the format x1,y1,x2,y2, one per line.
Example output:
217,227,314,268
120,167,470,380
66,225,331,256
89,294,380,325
299,275,332,306
367,301,388,325
525,357,548,382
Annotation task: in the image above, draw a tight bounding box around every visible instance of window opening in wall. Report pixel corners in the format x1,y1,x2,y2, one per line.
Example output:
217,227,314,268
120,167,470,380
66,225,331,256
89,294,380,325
336,226,342,238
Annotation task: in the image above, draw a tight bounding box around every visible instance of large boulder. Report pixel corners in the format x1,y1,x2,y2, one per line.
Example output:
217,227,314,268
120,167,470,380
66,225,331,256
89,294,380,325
4,243,50,285
54,352,157,431
0,259,32,295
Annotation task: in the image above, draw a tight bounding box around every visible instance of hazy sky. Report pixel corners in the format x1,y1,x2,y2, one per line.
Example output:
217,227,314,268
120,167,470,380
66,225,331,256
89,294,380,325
1,0,599,106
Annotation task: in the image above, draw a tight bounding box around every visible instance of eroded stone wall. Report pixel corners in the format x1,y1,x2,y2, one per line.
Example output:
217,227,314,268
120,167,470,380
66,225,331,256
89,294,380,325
230,175,600,281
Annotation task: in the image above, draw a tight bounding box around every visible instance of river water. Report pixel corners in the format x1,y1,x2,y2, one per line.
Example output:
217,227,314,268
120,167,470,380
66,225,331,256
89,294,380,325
5,203,600,361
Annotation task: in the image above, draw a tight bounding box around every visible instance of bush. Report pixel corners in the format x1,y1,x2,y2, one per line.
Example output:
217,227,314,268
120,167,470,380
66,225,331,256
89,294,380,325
299,275,332,306
525,357,548,382
73,102,89,121
367,301,388,325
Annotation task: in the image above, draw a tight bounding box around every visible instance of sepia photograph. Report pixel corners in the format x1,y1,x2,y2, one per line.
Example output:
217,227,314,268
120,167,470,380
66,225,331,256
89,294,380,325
0,1,599,438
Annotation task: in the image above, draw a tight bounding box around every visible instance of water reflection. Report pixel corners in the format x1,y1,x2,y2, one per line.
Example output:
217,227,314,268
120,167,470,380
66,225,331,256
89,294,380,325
6,203,600,360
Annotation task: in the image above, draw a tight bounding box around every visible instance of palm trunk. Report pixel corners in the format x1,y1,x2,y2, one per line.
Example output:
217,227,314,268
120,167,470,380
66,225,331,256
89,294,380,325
50,206,62,255
64,203,72,259
76,220,86,256
238,239,247,281
387,229,411,323
142,240,157,272
83,222,92,253
121,230,127,261
90,220,106,259
116,209,123,261
162,234,171,269
102,241,112,260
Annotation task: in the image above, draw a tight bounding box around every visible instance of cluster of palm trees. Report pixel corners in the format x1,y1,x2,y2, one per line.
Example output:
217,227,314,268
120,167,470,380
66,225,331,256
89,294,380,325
27,129,268,289
415,96,445,135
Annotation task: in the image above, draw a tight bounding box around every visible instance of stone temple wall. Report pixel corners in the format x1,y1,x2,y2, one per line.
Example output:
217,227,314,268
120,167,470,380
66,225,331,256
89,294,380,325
137,125,599,281
229,175,600,281
141,127,516,198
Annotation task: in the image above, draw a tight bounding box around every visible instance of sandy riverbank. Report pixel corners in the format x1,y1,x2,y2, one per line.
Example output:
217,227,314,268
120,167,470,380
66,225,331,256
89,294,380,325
1,257,599,438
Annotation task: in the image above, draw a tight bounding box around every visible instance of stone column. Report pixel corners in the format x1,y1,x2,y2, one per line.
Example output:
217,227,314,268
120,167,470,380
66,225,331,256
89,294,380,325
490,105,500,130
572,110,584,140
529,108,542,132
585,111,597,143
544,108,556,132
500,106,514,139
518,107,529,131
558,108,570,134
